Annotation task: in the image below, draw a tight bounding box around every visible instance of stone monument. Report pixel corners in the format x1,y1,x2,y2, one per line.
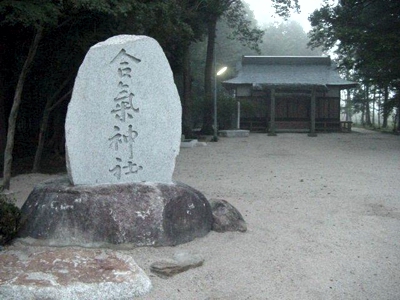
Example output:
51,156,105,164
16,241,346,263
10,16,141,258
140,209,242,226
18,35,213,247
65,35,180,185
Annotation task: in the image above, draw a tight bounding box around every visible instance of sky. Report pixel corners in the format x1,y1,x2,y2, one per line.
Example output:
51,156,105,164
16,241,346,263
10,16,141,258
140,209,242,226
243,0,327,31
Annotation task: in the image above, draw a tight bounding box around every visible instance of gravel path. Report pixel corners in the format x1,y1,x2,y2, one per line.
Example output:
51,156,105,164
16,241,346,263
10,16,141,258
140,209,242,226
7,128,400,299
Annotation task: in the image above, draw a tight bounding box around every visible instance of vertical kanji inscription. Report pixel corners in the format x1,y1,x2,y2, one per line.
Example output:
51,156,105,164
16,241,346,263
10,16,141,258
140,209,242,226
109,48,143,180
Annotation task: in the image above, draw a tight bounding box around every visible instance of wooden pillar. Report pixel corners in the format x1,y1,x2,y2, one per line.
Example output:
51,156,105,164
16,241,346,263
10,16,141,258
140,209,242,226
268,88,277,136
308,86,317,137
237,100,241,129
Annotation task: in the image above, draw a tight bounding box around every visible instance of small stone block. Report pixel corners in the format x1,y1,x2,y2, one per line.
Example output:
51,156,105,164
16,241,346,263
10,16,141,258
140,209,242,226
196,142,207,147
209,199,247,233
180,139,198,148
218,130,250,137
150,251,204,278
0,249,152,299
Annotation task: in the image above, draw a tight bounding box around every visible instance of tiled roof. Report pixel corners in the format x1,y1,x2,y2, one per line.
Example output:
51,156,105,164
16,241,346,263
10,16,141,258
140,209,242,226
223,56,357,89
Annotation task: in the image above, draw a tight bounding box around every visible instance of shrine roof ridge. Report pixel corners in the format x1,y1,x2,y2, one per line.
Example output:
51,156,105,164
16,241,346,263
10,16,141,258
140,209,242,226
242,56,332,66
223,55,358,89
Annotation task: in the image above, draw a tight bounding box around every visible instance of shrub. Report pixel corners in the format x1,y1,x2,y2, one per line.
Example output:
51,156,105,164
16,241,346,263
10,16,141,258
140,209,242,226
0,193,21,246
218,93,236,130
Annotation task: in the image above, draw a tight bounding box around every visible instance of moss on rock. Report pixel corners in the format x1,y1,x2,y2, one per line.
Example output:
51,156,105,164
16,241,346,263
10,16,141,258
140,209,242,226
0,194,21,246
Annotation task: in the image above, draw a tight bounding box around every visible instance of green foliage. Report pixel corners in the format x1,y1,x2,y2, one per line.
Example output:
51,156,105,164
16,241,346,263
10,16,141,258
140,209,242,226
260,21,323,56
189,88,236,131
0,0,133,28
1,0,205,164
0,193,21,246
203,0,234,17
217,93,236,130
189,3,321,132
0,0,324,167
239,97,268,121
191,94,205,128
0,0,61,27
224,1,264,53
351,87,367,114
383,91,400,114
271,0,300,18
308,0,400,126
308,0,400,84
67,0,133,15
132,1,197,70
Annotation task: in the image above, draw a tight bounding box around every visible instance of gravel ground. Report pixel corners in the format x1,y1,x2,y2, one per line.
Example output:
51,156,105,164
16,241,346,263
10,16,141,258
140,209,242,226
6,128,400,299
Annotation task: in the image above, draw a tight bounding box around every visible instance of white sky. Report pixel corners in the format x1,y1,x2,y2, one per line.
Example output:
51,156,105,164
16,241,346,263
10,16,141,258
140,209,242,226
243,0,327,31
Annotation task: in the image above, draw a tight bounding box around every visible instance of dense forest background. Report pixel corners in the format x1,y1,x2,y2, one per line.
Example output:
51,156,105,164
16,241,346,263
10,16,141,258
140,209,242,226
0,0,306,185
0,0,399,190
308,0,400,130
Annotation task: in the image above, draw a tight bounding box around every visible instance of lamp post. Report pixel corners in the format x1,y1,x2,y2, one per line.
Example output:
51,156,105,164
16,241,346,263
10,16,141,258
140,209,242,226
213,65,227,142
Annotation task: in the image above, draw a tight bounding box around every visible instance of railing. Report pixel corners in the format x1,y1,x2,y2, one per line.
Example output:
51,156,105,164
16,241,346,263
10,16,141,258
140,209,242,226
340,121,353,132
240,119,267,132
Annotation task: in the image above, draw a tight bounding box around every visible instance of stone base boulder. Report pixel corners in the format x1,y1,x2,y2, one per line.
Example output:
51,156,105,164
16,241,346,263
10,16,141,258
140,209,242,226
18,177,213,247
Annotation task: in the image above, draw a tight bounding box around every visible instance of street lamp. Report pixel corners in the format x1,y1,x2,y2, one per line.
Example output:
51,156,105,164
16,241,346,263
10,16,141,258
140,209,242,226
212,66,227,142
217,66,227,76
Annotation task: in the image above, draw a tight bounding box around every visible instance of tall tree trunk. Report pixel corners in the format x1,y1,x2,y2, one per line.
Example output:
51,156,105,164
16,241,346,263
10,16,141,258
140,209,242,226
0,74,6,168
382,85,389,128
365,101,371,126
0,97,5,167
372,87,376,127
0,41,8,167
48,109,66,155
377,90,381,129
182,44,193,138
202,15,218,135
396,97,400,134
2,26,43,190
365,82,372,126
361,102,365,126
345,89,352,121
32,88,72,173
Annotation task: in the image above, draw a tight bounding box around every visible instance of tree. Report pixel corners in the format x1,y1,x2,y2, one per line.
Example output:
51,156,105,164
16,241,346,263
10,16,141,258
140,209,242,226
202,0,236,135
32,86,72,172
201,0,299,135
2,0,223,181
309,0,400,79
2,26,43,190
0,0,304,188
308,0,400,127
173,0,209,138
0,0,133,190
260,21,323,56
31,0,203,169
0,0,63,190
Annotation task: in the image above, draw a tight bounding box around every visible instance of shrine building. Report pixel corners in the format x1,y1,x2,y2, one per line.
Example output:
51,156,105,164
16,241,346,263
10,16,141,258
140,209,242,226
223,56,357,136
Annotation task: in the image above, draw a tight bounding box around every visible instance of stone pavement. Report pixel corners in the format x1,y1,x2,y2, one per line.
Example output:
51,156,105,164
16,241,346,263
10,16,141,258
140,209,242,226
0,244,151,299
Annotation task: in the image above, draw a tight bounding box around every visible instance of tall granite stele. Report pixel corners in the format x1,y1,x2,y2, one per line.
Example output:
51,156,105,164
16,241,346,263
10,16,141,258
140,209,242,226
19,35,213,247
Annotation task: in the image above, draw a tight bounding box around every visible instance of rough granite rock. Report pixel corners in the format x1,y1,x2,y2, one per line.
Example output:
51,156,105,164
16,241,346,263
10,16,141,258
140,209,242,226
18,176,213,247
150,251,204,278
65,35,181,185
209,199,247,232
0,248,152,299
